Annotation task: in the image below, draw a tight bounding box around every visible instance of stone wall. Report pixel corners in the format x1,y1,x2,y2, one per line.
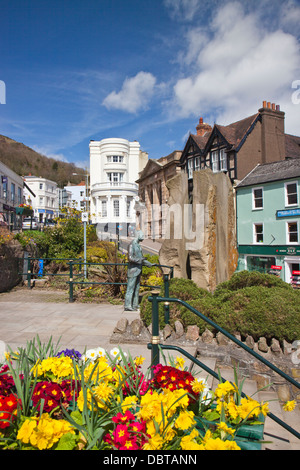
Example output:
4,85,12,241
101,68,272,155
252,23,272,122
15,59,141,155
0,240,25,292
111,316,300,402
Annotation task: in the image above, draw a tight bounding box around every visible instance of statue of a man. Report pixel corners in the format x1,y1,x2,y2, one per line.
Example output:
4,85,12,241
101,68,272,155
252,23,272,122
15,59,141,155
124,230,155,311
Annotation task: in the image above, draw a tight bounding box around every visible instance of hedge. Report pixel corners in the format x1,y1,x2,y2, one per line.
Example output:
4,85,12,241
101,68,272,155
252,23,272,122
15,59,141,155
139,271,300,343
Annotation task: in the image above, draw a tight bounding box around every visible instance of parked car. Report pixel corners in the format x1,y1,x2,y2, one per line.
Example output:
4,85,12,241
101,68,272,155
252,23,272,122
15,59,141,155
44,219,56,227
22,217,40,230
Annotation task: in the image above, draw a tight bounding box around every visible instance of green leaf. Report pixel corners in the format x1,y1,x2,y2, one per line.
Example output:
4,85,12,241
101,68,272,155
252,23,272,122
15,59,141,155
55,432,78,450
70,410,83,426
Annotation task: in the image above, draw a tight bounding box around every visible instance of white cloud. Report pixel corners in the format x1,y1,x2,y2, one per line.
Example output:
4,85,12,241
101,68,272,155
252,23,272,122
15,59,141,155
170,1,300,128
163,0,202,21
102,72,157,114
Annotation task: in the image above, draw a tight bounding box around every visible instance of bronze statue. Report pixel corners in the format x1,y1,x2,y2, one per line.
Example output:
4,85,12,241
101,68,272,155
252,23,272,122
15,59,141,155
124,230,155,311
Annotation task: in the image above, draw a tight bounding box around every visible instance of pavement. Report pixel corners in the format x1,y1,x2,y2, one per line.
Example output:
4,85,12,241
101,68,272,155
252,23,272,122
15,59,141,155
0,286,197,370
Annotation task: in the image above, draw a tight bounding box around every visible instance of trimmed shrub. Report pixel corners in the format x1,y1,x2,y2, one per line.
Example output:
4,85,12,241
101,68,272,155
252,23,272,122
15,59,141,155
139,272,300,343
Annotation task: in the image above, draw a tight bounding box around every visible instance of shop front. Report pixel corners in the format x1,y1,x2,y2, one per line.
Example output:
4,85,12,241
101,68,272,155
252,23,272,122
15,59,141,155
238,245,300,284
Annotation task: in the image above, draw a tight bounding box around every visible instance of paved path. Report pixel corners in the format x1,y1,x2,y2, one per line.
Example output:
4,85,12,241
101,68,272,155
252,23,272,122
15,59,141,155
0,287,149,359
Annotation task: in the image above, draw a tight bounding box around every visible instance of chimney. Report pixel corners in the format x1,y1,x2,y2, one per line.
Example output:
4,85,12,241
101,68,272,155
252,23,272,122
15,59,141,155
259,101,285,164
196,117,212,137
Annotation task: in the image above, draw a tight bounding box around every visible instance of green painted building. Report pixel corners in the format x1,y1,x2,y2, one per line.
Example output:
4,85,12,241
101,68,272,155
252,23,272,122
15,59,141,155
236,159,300,285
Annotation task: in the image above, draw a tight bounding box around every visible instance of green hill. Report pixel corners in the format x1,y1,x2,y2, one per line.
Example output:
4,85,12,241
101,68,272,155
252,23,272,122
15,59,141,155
0,134,86,188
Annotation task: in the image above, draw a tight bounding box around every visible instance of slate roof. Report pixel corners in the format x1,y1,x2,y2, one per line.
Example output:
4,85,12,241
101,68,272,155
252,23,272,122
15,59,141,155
236,158,300,188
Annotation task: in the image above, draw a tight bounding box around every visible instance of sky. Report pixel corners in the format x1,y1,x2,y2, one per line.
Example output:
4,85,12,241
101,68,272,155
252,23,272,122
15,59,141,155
1,0,300,169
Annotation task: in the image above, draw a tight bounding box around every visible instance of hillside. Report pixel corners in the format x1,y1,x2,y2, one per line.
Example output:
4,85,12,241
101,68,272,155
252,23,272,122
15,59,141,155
0,135,86,188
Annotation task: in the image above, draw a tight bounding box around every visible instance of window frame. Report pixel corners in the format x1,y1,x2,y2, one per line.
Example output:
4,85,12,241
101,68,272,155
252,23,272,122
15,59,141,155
252,186,264,210
253,223,264,244
286,220,299,245
285,181,298,207
211,150,219,173
219,148,227,171
113,199,120,217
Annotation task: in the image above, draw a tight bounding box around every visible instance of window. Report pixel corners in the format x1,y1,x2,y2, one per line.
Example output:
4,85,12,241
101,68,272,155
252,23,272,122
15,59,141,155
11,183,15,203
113,199,119,217
285,182,298,206
18,187,22,205
127,199,131,217
194,157,200,171
101,200,107,217
107,155,124,163
211,151,219,172
252,187,263,209
287,221,298,244
187,159,193,179
39,197,44,204
107,173,123,185
220,149,227,171
254,223,263,243
39,183,43,190
246,256,276,274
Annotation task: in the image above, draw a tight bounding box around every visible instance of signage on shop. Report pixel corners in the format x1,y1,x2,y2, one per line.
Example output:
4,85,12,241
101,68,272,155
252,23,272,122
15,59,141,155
277,209,300,218
270,265,282,270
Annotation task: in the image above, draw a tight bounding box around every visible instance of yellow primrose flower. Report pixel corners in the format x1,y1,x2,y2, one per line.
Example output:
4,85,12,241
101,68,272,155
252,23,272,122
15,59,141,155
214,381,237,400
175,410,196,430
134,356,145,366
217,421,235,436
174,356,185,370
203,437,240,450
283,400,296,412
120,395,139,411
180,429,202,450
143,433,164,450
237,397,261,420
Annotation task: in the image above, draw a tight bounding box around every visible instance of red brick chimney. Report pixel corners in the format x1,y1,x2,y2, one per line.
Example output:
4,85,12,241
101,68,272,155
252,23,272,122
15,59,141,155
258,101,285,164
196,117,212,137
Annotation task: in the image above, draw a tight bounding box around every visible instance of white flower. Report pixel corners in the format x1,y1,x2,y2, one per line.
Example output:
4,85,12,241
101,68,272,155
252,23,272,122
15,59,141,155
82,347,106,363
109,347,127,363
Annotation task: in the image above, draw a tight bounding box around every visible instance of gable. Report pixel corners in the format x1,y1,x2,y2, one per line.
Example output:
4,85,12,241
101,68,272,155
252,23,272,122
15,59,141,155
137,159,162,181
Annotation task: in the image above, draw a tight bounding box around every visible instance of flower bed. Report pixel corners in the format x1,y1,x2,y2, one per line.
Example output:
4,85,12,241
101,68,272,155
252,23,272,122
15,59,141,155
0,337,285,451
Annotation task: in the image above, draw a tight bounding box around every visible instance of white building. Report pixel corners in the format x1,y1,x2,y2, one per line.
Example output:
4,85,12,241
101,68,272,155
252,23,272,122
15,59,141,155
23,176,59,223
64,181,88,211
89,138,148,237
0,161,24,229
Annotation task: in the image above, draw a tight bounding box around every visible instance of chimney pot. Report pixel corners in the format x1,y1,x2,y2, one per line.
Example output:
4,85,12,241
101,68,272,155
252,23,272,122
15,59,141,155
267,102,271,108
272,103,275,110
276,104,280,111
263,100,267,108
200,117,203,124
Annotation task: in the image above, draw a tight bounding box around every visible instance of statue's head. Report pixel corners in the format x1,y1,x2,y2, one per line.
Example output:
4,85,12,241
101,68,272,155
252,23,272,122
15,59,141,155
135,230,144,242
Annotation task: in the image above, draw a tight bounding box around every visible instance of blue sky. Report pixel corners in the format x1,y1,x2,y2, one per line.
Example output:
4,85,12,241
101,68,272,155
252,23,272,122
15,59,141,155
1,0,300,169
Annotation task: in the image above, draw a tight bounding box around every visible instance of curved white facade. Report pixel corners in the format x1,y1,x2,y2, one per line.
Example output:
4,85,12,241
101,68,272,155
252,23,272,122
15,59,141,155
89,138,148,236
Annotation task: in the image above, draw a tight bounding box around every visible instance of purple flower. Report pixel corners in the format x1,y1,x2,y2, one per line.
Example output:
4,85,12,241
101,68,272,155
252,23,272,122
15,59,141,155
56,348,82,360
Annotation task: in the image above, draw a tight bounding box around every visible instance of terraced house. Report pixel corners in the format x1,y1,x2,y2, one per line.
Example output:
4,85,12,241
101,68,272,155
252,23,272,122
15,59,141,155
235,159,300,286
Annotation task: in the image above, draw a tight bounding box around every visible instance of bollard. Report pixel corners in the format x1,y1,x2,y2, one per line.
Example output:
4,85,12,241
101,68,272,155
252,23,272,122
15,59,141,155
163,273,170,324
150,292,160,373
69,261,74,303
27,257,31,289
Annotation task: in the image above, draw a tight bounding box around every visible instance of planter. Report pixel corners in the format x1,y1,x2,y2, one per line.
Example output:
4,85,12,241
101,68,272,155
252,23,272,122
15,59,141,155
195,413,265,451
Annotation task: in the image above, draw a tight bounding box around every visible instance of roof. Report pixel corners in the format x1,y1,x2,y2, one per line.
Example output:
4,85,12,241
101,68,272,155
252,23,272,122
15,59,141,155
285,134,300,159
215,113,260,150
236,159,300,188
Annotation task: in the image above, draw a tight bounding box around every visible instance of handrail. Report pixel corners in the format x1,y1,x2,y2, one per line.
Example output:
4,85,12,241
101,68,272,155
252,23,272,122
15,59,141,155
147,292,300,441
67,260,174,303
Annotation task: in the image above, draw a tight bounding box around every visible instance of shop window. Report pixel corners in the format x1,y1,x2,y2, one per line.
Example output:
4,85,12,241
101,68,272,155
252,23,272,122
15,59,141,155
246,256,276,274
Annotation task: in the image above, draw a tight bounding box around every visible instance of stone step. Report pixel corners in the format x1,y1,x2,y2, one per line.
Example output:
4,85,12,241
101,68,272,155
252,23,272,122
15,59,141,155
258,390,295,450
